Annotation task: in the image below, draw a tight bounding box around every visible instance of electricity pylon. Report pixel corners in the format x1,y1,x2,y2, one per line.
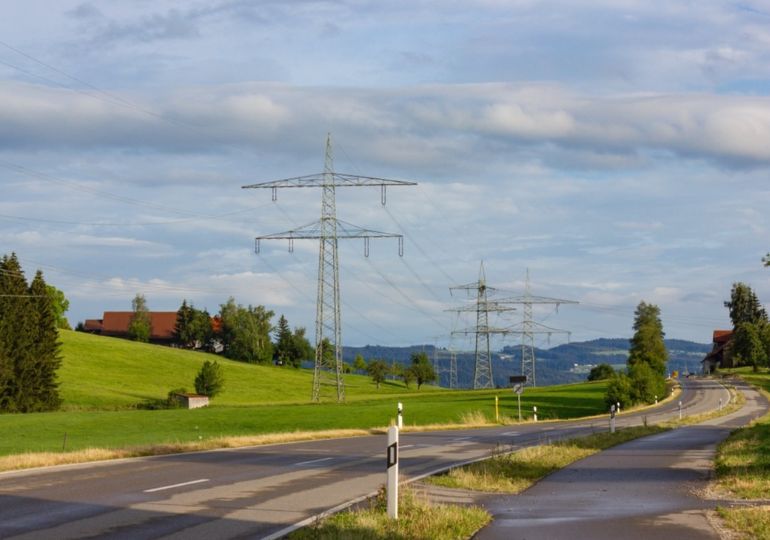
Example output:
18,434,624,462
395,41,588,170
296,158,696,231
500,269,577,387
243,134,416,402
449,262,516,389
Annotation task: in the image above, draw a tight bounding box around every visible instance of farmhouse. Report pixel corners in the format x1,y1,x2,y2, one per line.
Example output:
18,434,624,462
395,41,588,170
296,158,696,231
701,329,733,374
82,311,178,344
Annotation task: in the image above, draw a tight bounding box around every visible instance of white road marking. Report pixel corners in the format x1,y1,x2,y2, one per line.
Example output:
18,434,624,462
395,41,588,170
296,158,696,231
143,478,209,493
293,457,334,467
400,445,415,449
502,431,519,436
451,437,472,441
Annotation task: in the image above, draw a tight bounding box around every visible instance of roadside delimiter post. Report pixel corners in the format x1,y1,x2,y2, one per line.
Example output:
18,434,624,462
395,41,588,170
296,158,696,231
387,425,399,519
397,402,403,429
533,405,538,422
610,404,616,434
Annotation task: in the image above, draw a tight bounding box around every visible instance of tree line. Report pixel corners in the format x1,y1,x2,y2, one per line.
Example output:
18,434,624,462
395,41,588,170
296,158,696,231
0,253,61,412
126,294,314,367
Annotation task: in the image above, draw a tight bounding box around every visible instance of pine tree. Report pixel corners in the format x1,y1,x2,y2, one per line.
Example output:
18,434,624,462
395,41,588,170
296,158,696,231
273,315,294,366
0,254,34,412
174,300,195,347
28,271,61,411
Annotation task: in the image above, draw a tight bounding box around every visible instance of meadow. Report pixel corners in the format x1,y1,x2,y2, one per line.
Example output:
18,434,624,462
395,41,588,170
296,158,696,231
0,331,609,457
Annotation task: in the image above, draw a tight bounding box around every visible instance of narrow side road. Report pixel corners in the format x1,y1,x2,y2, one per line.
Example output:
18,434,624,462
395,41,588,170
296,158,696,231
475,380,768,540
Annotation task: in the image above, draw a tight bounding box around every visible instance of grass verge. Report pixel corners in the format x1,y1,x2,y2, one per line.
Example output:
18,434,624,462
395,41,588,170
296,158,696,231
288,485,490,540
711,370,770,539
425,425,667,493
716,506,770,539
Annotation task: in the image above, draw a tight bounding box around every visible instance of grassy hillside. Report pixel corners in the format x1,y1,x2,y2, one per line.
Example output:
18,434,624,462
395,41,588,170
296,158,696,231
0,330,610,458
58,330,438,410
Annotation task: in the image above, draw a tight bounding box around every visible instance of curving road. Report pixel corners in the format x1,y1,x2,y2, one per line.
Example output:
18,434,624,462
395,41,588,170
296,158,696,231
0,378,732,539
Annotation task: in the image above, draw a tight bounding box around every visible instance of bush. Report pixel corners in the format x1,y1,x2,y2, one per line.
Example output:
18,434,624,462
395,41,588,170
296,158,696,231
605,372,633,409
194,361,224,397
588,363,615,381
629,362,666,404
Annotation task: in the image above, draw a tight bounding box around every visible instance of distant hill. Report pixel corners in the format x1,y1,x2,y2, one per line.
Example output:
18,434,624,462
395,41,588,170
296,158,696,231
345,338,711,388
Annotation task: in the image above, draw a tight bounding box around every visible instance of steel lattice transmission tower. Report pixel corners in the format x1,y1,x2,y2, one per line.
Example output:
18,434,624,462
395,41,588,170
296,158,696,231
449,262,516,389
501,270,578,387
243,135,416,402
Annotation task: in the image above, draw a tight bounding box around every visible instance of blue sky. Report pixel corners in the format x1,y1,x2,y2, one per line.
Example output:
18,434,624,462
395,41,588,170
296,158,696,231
2,1,770,349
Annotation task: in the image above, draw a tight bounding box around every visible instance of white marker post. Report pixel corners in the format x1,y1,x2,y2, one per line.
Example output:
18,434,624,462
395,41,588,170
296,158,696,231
616,401,621,415
495,396,499,423
397,402,403,429
655,395,658,405
678,400,683,420
533,406,538,423
610,404,616,434
386,425,399,519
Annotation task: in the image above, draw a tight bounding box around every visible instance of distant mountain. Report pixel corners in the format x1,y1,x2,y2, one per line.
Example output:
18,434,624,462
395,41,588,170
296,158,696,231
344,338,711,388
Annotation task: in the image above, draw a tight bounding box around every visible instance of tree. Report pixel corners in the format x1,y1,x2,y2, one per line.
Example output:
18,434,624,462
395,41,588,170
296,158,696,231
218,297,274,363
605,372,633,409
174,300,196,347
128,294,152,342
409,352,436,389
366,359,389,389
724,283,767,328
401,366,415,389
629,362,665,404
0,255,61,412
628,301,668,377
273,315,294,365
732,322,767,372
194,360,224,397
45,285,71,330
353,354,367,373
27,271,62,411
587,363,615,381
291,327,314,367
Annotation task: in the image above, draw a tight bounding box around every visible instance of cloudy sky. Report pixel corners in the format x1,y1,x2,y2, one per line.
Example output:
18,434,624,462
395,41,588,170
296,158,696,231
2,0,769,350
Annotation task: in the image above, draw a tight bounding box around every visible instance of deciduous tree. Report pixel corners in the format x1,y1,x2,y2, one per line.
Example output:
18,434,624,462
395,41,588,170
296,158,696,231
724,282,767,328
128,293,151,342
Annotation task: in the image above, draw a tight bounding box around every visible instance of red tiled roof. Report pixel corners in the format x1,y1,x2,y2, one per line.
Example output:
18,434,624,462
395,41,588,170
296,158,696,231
713,330,733,344
101,312,178,340
83,319,103,332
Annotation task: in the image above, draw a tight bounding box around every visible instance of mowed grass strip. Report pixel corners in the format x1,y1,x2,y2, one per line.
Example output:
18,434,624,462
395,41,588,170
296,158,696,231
714,371,770,500
288,486,490,540
426,425,667,493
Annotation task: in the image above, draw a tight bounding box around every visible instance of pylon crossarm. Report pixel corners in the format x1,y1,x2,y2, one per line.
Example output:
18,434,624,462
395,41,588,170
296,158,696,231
498,294,579,305
448,301,517,313
452,326,512,335
242,173,417,190
506,321,571,334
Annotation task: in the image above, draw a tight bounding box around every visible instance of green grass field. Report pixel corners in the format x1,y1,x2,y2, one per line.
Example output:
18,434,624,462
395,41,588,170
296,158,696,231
0,331,609,456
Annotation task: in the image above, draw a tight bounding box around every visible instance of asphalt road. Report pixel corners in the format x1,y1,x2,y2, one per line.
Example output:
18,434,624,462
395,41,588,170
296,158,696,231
0,378,731,539
476,380,768,540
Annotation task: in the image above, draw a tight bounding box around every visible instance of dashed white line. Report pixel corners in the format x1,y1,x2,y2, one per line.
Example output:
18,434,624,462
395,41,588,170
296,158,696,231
293,457,334,467
143,478,209,493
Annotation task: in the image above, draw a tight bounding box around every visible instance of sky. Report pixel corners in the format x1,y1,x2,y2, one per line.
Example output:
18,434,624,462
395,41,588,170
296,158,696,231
2,0,770,350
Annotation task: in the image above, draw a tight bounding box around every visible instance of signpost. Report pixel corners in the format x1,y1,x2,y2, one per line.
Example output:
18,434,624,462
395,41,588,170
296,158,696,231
510,376,526,423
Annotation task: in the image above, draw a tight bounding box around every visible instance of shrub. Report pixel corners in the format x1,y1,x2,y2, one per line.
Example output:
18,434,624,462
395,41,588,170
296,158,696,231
194,361,224,397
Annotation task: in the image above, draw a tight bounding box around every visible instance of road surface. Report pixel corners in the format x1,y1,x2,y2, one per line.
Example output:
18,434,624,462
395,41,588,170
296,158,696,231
476,379,768,539
0,378,729,539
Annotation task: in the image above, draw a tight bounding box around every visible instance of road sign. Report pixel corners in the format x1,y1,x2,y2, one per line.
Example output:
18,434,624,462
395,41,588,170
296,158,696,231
509,375,527,384
513,384,524,395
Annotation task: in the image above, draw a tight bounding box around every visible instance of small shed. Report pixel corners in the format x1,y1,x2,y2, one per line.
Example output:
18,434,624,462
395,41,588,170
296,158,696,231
173,393,210,409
